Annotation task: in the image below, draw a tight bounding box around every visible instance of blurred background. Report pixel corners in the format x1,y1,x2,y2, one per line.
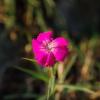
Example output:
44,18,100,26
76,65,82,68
0,0,100,100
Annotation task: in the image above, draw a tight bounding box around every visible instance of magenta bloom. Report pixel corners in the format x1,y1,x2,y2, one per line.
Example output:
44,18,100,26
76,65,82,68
32,31,69,67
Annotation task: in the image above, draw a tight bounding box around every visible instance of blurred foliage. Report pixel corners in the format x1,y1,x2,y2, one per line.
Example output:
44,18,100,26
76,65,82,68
0,0,100,100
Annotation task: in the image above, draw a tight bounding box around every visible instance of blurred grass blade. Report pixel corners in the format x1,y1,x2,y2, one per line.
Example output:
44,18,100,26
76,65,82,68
22,58,37,62
56,84,94,94
62,54,77,81
22,58,41,71
4,93,41,100
14,66,49,83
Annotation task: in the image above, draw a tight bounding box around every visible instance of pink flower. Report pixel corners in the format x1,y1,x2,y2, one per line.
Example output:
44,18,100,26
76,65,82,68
32,31,69,67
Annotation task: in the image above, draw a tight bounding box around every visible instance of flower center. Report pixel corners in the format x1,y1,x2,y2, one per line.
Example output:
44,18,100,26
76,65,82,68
41,39,55,52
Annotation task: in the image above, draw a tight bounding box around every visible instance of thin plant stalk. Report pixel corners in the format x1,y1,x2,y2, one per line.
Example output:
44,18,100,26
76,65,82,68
46,68,55,100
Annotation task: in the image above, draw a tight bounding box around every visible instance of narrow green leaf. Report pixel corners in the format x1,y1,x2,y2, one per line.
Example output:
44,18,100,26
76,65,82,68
14,66,49,83
22,58,41,71
22,58,37,63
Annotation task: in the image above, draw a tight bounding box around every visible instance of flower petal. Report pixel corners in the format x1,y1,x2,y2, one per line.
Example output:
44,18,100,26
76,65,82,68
51,37,69,47
45,52,55,67
32,39,46,65
37,31,53,42
52,47,68,61
36,52,48,66
32,39,41,53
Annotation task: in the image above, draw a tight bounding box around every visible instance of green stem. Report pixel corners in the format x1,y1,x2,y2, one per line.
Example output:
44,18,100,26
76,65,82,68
47,78,51,100
46,68,55,100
